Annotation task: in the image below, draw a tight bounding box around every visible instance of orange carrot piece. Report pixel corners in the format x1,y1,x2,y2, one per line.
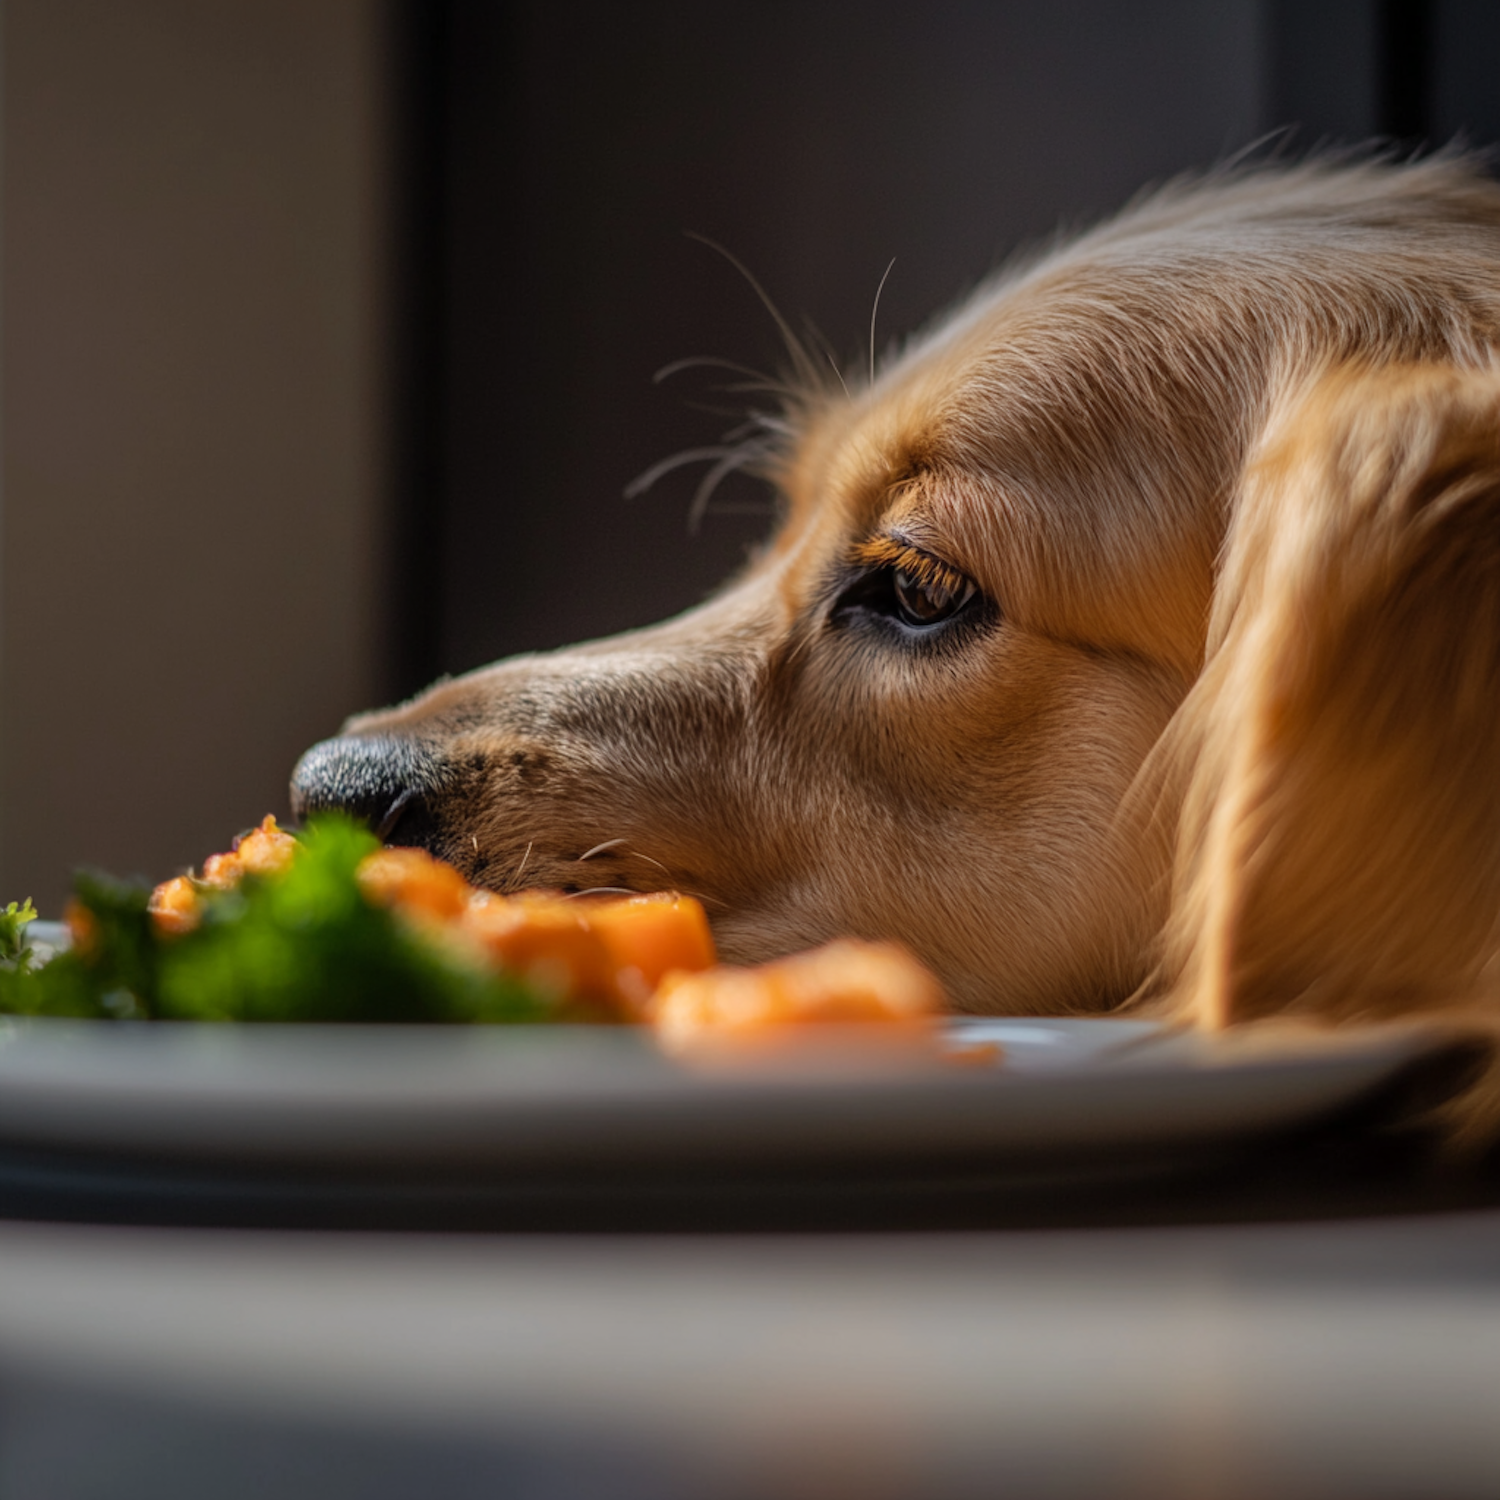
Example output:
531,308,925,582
199,851,243,890
148,875,201,936
357,846,472,922
462,893,624,1015
64,898,100,957
578,892,716,1016
652,938,944,1055
232,815,299,879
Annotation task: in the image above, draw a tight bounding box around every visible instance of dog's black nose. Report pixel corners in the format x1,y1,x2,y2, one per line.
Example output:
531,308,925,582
289,734,440,843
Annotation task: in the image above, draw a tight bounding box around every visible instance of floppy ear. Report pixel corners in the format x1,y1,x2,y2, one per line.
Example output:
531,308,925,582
1157,363,1500,1034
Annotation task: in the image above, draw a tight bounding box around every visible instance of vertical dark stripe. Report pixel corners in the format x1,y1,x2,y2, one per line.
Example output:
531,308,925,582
1379,0,1433,144
381,0,452,704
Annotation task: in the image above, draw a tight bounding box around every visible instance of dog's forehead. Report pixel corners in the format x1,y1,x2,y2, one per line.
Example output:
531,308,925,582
823,155,1500,531
778,252,1236,663
815,233,1259,516
891,252,1244,477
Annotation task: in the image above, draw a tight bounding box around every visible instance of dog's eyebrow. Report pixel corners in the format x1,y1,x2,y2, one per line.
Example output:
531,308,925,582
850,536,970,594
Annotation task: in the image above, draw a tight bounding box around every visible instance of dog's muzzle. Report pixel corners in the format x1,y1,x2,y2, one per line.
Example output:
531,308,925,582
289,734,443,847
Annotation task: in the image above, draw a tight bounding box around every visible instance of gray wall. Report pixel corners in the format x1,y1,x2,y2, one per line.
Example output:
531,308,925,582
1,1,389,906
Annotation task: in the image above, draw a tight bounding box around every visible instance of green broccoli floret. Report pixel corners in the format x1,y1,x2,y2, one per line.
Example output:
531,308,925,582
0,871,163,1018
156,815,546,1023
0,814,549,1024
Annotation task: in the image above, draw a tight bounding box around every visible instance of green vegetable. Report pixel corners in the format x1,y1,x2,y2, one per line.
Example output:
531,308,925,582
0,899,37,969
0,814,550,1024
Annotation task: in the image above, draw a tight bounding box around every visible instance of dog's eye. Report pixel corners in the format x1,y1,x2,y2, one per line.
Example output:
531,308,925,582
833,540,984,637
891,564,974,627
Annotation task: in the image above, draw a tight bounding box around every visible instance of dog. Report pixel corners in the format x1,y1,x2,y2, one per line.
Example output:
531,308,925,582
292,153,1500,1118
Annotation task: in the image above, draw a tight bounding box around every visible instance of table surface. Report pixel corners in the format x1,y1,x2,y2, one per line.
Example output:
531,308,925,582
2,1179,1500,1500
0,1020,1492,1499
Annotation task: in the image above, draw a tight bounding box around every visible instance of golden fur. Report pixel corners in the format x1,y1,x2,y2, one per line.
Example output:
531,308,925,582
297,153,1500,1126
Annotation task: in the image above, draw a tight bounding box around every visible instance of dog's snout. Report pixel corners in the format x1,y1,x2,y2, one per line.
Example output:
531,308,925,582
289,734,440,844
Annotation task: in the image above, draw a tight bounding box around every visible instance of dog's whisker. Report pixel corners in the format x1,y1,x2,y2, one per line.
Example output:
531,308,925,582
688,443,771,534
824,349,852,401
625,446,737,500
718,379,808,397
578,840,674,879
653,355,787,391
868,256,897,389
578,838,628,861
684,232,824,394
669,380,797,408
561,886,638,900
802,317,850,397
511,841,533,886
623,850,671,875
721,416,777,442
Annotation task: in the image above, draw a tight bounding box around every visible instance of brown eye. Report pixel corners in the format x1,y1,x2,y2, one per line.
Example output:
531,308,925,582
892,565,975,627
833,540,985,638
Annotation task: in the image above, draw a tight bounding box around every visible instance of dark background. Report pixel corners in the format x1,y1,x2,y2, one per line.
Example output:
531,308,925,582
387,0,1500,696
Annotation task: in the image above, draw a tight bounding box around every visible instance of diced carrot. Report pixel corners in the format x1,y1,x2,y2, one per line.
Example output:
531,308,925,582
199,851,242,889
233,815,299,879
64,898,99,958
577,892,716,1016
652,938,945,1055
146,817,296,935
650,965,782,1044
357,846,471,922
149,875,201,936
764,939,944,1023
462,892,625,1015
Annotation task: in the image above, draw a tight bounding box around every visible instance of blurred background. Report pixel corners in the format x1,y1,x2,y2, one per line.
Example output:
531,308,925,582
2,0,1499,908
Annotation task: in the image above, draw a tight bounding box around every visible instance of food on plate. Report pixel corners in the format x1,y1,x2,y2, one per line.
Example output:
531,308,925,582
462,892,624,1018
0,900,39,971
0,815,726,1026
0,817,971,1060
2,818,544,1023
148,814,301,934
350,851,715,1014
653,939,950,1059
355,844,472,922
572,892,717,1013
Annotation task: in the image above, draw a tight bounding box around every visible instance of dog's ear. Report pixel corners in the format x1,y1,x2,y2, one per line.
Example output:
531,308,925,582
1157,363,1500,1031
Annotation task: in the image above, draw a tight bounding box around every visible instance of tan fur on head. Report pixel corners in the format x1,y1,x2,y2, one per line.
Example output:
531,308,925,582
299,152,1500,1133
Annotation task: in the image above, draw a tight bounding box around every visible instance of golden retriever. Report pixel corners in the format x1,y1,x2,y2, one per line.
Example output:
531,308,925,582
292,153,1500,1119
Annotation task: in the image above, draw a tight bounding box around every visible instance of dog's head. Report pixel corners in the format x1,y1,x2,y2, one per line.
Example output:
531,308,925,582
293,157,1500,1020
